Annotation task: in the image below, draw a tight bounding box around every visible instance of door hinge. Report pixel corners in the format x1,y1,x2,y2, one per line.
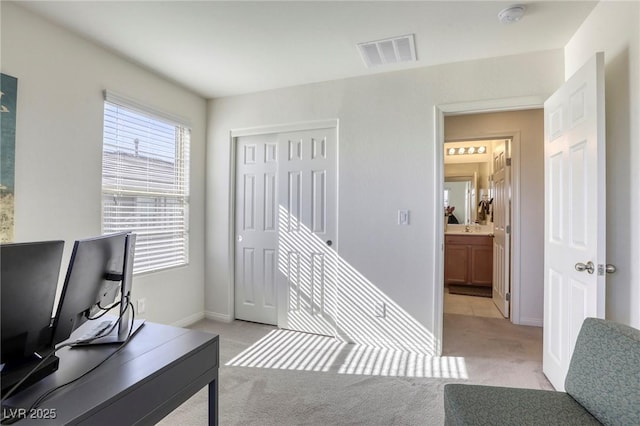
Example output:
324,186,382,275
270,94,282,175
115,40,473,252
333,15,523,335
506,293,511,302
506,158,512,166
506,225,511,234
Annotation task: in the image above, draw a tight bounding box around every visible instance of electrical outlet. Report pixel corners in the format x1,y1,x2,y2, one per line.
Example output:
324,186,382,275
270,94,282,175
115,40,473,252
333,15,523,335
375,302,386,318
137,298,146,314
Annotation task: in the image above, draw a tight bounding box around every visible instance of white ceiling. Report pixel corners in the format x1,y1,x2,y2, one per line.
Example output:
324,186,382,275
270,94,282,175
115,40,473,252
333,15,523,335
17,1,598,99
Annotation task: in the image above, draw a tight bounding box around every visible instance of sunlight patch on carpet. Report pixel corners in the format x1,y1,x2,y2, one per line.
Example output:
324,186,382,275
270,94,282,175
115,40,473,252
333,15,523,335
226,329,468,379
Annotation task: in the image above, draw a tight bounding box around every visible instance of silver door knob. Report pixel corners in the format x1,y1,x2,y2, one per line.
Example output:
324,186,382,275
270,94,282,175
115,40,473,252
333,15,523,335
237,235,243,242
605,264,616,274
575,261,594,274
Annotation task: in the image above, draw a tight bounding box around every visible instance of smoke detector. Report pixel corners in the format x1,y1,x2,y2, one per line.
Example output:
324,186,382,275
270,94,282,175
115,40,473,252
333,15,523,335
358,34,417,68
498,5,526,24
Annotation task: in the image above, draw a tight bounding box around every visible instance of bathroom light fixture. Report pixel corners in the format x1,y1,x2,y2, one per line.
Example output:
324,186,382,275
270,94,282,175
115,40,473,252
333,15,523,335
446,146,487,156
498,4,526,24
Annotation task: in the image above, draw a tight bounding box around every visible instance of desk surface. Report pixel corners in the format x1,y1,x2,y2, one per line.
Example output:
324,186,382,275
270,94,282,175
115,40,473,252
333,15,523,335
3,321,219,425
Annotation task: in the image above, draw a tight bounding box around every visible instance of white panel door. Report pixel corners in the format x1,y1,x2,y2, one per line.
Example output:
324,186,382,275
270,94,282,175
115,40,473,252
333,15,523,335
277,128,338,337
492,139,511,318
543,52,606,391
235,134,279,325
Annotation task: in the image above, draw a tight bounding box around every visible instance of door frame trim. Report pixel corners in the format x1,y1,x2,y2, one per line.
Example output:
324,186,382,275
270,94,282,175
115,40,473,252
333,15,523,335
228,119,340,323
433,96,544,356
231,119,339,138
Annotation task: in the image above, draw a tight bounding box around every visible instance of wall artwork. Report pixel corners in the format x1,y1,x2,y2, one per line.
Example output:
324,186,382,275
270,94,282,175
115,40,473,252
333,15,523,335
1,73,18,243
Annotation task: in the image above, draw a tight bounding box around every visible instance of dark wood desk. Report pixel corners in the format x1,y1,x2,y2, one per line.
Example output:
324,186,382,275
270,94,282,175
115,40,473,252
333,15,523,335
3,321,219,425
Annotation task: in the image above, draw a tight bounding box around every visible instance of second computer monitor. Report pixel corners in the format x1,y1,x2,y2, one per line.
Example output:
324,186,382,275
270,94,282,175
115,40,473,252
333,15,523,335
51,232,131,346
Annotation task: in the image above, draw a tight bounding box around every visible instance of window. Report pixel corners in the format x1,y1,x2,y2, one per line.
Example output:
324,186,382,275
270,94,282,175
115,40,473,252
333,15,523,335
102,91,190,273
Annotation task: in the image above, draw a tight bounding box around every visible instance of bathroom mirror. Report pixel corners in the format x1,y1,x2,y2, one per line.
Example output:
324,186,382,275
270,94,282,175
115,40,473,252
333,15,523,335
444,175,476,224
444,140,496,226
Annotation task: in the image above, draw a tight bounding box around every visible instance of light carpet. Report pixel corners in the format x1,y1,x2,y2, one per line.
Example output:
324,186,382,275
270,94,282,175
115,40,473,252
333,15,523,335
158,314,552,425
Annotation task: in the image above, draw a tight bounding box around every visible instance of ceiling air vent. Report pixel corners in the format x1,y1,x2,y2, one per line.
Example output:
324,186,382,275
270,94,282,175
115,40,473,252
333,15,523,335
358,34,417,68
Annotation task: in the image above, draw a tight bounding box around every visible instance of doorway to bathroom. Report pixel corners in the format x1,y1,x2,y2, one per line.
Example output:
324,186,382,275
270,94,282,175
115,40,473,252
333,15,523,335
443,137,512,320
439,107,545,336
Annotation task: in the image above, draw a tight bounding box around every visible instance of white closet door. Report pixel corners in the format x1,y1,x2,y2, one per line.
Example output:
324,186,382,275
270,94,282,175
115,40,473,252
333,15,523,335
276,128,338,337
234,134,279,325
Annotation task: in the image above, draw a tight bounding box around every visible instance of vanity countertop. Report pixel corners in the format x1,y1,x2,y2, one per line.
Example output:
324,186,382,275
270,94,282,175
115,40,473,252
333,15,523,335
445,230,494,236
445,224,494,236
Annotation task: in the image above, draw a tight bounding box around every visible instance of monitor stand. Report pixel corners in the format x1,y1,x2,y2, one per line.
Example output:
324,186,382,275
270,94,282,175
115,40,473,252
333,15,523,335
0,351,59,397
71,319,145,346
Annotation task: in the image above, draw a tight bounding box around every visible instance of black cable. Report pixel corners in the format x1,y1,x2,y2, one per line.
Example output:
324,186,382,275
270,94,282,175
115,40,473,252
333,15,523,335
1,303,125,403
2,298,136,413
125,299,136,340
28,297,136,411
88,300,122,320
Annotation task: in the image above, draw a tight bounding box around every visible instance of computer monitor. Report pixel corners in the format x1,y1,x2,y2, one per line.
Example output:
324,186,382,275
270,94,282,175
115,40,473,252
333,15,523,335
89,232,141,344
50,232,142,346
1,240,65,395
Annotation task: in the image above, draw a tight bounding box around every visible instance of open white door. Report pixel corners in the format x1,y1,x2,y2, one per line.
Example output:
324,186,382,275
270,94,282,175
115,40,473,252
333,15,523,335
492,139,511,318
543,52,606,391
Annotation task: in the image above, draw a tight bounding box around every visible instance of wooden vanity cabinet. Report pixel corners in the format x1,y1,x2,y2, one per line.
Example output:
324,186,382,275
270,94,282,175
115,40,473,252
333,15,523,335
444,234,493,287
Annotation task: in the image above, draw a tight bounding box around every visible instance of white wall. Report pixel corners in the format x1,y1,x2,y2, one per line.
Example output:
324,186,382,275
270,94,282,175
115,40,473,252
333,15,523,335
1,3,207,326
565,1,640,329
206,49,564,351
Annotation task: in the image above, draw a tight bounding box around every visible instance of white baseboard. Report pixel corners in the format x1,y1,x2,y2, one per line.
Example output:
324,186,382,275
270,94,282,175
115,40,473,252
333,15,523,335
517,317,543,327
171,311,205,328
205,310,233,323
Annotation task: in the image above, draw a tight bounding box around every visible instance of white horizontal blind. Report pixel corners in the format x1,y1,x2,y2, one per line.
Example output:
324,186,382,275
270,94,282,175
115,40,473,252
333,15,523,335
102,98,190,273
